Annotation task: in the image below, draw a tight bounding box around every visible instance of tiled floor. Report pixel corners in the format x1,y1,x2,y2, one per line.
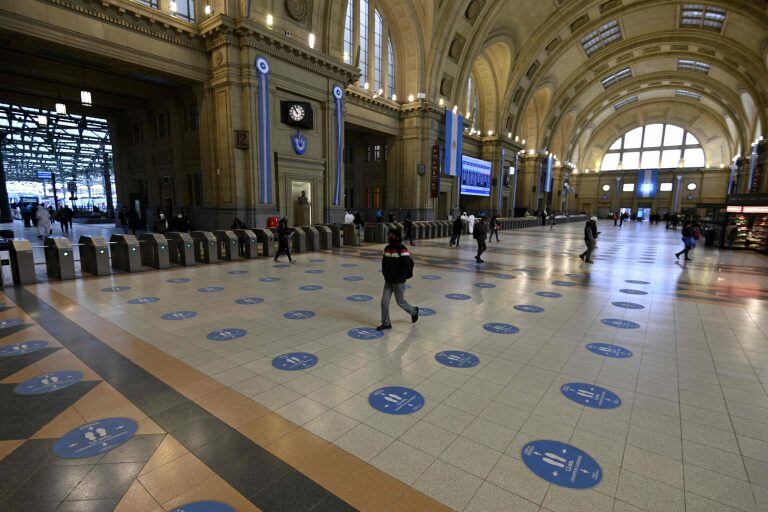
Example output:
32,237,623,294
1,220,768,511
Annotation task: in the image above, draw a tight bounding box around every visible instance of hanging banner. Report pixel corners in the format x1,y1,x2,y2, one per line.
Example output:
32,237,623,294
748,144,759,193
636,169,659,198
511,152,519,212
543,153,554,193
256,57,272,204
444,108,464,176
728,158,738,195
430,144,440,198
497,148,506,210
332,85,344,205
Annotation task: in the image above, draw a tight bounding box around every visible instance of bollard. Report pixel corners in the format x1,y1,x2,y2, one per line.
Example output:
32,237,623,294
254,229,275,257
214,230,241,261
291,229,306,253
298,227,320,251
328,224,344,248
79,236,110,276
342,224,360,246
109,234,141,272
9,239,36,285
191,231,218,264
43,237,76,280
232,229,259,259
315,225,332,249
139,234,170,270
165,232,196,266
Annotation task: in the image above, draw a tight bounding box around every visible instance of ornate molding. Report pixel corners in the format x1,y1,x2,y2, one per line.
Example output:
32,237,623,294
346,88,401,114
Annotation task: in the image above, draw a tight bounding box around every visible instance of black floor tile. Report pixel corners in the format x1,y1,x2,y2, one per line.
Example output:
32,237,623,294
151,401,213,433
4,464,92,504
56,498,120,512
67,462,143,501
99,434,165,464
0,440,57,502
0,324,32,339
3,500,59,512
251,471,330,512
311,495,358,512
171,415,235,451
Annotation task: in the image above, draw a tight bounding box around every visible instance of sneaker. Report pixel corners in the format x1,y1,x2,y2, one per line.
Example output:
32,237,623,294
684,258,692,261
674,253,680,260
579,254,585,261
586,260,594,264
411,307,419,323
376,323,392,331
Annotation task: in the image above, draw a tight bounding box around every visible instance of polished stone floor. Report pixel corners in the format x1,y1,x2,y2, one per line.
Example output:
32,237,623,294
1,220,767,511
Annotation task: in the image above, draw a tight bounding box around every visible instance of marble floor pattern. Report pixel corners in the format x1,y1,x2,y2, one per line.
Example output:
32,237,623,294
1,220,767,511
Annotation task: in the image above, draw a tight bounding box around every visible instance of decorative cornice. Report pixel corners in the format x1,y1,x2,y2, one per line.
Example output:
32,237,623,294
346,89,401,114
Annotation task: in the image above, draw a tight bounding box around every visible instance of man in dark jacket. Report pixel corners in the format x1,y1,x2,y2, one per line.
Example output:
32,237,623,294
273,217,293,263
579,216,598,263
403,212,415,245
377,228,418,330
450,215,463,247
474,217,488,263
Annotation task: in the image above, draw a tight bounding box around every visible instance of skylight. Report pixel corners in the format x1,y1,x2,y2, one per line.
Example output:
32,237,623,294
677,59,710,74
580,20,622,56
613,96,638,111
601,67,633,89
676,90,702,100
680,4,726,31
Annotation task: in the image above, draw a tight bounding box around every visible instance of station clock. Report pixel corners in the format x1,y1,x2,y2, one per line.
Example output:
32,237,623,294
280,101,313,129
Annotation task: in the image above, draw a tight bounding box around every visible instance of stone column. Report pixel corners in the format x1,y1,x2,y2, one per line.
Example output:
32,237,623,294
0,134,12,223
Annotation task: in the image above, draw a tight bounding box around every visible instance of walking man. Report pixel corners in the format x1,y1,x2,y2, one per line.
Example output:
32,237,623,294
474,217,488,263
403,212,415,245
579,216,598,263
273,217,294,263
450,215,463,247
377,228,418,330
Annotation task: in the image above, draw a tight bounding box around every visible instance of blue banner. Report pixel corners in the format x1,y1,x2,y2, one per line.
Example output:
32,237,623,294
333,85,344,205
728,158,737,195
444,108,463,176
256,57,272,204
544,153,553,193
748,144,759,193
497,148,506,210
636,169,658,198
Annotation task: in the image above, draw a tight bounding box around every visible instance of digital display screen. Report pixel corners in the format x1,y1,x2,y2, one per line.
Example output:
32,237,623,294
460,155,492,196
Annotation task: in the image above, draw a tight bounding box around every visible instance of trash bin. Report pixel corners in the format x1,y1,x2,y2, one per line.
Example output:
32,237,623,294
109,234,141,272
9,239,36,285
166,232,196,266
79,236,110,276
267,216,279,228
139,234,170,269
191,231,218,264
214,230,241,261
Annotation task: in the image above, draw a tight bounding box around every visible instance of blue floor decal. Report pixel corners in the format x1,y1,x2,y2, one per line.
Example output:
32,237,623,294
198,286,224,293
15,370,84,395
418,308,436,316
445,293,471,300
601,318,641,329
619,289,648,295
561,382,622,409
235,297,264,305
348,327,384,340
514,305,544,313
369,386,424,415
299,285,322,291
207,328,247,341
162,311,197,320
347,295,373,302
101,286,130,292
611,301,645,309
284,310,316,320
535,292,562,298
0,340,48,356
170,502,235,512
272,352,318,371
435,350,479,368
474,283,496,289
483,322,520,334
586,342,633,358
127,297,160,305
521,439,602,489
166,278,191,283
53,417,138,459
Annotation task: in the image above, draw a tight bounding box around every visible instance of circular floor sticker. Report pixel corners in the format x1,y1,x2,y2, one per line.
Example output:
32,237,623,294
166,278,191,283
162,311,197,321
299,285,322,291
418,308,436,316
494,274,515,279
310,259,325,263
535,292,562,298
0,340,48,357
207,328,247,341
347,295,373,302
586,343,633,358
283,310,316,320
0,319,24,329
422,275,442,280
561,382,622,409
625,280,649,284
228,270,248,275
612,302,645,310
619,289,647,295
514,305,544,313
344,276,364,281
348,327,385,340
474,283,496,289
445,293,471,300
102,286,130,292
235,297,264,305
170,502,235,512
15,371,83,395
552,281,577,287
601,318,640,329
198,287,224,293
273,263,290,268
341,263,358,268
369,386,424,415
127,297,159,305
259,277,280,282
272,352,318,371
521,440,602,489
305,269,324,274
435,350,479,368
483,322,520,334
53,417,138,459
565,273,587,279
425,259,453,265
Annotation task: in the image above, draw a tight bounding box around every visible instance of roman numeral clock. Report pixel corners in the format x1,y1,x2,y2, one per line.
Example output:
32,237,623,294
280,100,313,155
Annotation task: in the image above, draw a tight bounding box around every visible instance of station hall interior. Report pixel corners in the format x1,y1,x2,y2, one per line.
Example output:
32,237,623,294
1,1,768,511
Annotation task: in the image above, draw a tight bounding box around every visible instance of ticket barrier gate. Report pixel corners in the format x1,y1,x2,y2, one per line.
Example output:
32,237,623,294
364,223,386,243
8,240,36,285
291,229,306,253
214,230,241,261
328,224,344,248
165,232,196,266
42,237,76,280
342,224,359,246
191,231,218,264
254,229,275,257
139,234,170,269
109,234,141,272
315,225,332,249
298,227,319,251
232,229,259,259
78,236,110,276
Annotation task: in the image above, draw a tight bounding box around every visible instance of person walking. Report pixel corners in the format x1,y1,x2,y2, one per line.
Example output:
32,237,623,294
579,216,598,263
467,213,476,235
474,217,488,263
376,209,383,223
354,210,363,238
58,204,74,234
273,217,293,263
726,224,738,250
449,215,463,247
118,206,129,233
154,209,168,234
128,208,141,235
490,214,500,242
35,204,51,238
549,212,556,230
344,210,354,225
675,222,695,261
377,228,418,330
403,212,415,245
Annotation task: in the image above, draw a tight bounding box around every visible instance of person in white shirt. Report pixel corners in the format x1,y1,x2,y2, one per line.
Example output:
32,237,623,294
344,210,354,224
467,213,476,234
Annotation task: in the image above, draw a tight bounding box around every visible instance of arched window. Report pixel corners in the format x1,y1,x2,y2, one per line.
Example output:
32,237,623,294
466,75,479,129
600,123,705,171
344,1,396,98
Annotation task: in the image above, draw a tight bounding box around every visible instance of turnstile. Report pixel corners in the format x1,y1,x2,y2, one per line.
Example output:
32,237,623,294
328,224,344,248
9,239,36,285
254,229,274,257
139,234,170,269
214,230,241,261
291,228,306,253
342,224,360,246
298,227,319,251
191,231,218,264
79,236,110,276
44,237,76,280
232,229,259,258
165,232,196,266
109,234,141,272
315,225,332,249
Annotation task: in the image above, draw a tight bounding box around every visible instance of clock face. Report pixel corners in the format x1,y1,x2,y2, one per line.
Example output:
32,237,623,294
288,104,305,122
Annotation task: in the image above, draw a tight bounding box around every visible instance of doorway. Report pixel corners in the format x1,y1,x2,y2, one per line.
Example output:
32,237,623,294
291,181,312,225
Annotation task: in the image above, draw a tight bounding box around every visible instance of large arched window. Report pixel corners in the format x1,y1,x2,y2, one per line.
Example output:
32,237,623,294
600,124,706,171
343,0,396,98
